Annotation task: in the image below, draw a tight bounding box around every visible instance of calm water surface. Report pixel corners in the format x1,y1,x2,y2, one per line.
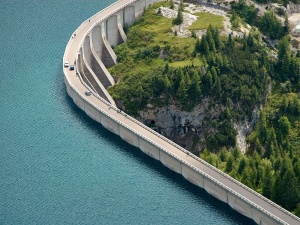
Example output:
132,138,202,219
0,0,255,224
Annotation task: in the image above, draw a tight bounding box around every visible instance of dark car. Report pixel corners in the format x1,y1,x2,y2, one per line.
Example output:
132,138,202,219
70,65,74,71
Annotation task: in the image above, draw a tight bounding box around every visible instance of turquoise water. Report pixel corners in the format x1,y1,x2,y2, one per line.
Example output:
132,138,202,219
0,0,255,224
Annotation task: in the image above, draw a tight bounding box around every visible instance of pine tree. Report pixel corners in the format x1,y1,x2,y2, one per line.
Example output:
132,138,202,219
237,157,247,175
280,155,293,178
177,78,187,105
292,95,300,116
258,111,268,144
281,53,291,80
264,142,274,159
169,0,174,9
206,26,216,52
179,0,184,11
282,168,300,210
195,38,201,52
163,63,169,74
188,73,201,103
262,163,273,198
191,30,197,39
271,173,284,206
241,168,253,188
173,7,183,25
212,28,221,50
225,155,234,172
232,147,240,160
277,36,290,62
278,116,290,138
281,94,288,113
226,34,234,48
219,147,228,162
215,77,221,97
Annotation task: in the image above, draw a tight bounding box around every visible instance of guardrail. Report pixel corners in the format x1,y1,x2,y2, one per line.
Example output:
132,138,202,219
63,0,300,224
65,77,287,225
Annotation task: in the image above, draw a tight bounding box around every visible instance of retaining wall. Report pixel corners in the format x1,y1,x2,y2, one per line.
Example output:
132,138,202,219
63,0,300,224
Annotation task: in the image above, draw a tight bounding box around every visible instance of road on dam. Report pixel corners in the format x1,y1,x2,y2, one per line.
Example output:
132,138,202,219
63,0,300,224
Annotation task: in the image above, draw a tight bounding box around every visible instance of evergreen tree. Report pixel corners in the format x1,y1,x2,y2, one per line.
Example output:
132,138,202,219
200,37,210,55
215,77,221,97
177,78,187,105
282,168,300,210
219,147,228,162
259,10,283,39
232,147,240,160
202,72,212,94
191,30,197,39
281,94,288,113
212,28,221,50
173,68,183,94
241,168,253,188
173,7,183,25
292,95,300,116
179,0,184,12
271,173,284,206
169,0,174,9
226,34,234,48
283,14,290,34
238,157,247,175
262,163,273,198
280,155,293,178
195,38,201,52
278,116,290,138
163,63,169,74
281,53,290,80
295,203,300,217
258,111,268,144
188,73,201,103
225,155,234,172
206,26,216,52
264,142,274,159
277,36,290,62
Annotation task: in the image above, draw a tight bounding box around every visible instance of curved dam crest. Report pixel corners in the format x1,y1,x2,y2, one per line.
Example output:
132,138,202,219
63,0,300,224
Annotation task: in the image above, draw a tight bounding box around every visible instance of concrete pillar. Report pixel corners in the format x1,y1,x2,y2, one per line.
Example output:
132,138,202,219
106,15,120,47
123,6,135,28
81,43,116,105
101,21,117,67
90,30,115,88
91,25,103,60
117,13,127,43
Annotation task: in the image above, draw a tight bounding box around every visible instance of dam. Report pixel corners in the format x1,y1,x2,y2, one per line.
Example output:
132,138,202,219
63,0,300,224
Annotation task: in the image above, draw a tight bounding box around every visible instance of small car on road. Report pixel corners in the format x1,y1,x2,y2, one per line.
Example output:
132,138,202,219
85,90,92,96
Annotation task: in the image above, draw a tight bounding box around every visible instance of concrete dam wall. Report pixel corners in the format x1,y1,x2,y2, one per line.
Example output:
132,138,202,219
63,0,300,224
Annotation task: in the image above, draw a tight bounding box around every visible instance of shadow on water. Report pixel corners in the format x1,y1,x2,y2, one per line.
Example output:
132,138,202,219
56,68,255,225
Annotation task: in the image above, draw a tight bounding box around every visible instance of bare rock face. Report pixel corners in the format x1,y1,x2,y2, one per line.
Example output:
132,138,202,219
138,98,260,154
234,107,260,153
138,98,225,154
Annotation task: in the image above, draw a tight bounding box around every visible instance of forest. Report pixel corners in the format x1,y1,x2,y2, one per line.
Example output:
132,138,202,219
107,1,300,215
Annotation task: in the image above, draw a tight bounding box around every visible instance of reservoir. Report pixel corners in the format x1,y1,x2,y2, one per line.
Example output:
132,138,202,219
0,0,255,224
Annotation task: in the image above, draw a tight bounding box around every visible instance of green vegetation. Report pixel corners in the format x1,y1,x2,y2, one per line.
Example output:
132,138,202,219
201,38,300,213
230,0,288,39
173,5,183,25
189,12,224,30
109,2,272,145
107,2,300,215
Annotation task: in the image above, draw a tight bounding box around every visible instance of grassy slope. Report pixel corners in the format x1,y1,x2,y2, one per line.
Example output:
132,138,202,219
189,12,224,30
108,3,224,84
